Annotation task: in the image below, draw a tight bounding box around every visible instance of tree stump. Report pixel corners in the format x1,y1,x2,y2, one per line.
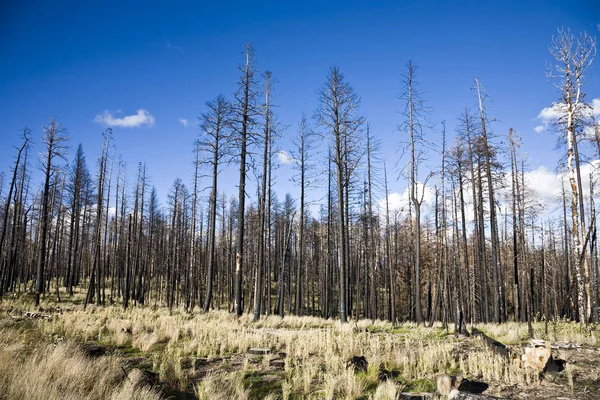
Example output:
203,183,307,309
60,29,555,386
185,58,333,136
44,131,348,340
346,355,368,373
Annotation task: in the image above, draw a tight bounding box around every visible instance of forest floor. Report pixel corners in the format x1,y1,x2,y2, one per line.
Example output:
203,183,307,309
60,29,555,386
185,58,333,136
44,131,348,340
0,292,599,399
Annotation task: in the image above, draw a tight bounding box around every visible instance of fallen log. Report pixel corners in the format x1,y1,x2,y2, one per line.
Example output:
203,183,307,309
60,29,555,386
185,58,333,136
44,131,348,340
470,327,510,360
531,339,581,350
23,311,52,320
248,348,271,355
399,392,432,399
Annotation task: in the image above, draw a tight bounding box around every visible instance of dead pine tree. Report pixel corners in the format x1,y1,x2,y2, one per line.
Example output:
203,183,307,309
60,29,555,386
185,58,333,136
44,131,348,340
383,161,395,323
36,119,68,306
0,129,30,298
85,129,111,309
198,95,232,312
291,112,316,316
233,44,259,317
253,71,274,322
548,28,596,326
473,78,504,323
509,129,522,321
399,60,432,324
315,66,364,323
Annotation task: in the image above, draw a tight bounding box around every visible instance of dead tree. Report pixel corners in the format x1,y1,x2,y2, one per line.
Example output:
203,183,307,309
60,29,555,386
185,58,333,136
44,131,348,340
399,60,431,324
233,44,259,316
474,78,504,323
0,129,30,297
292,112,316,315
253,72,273,321
548,28,596,326
36,119,68,306
315,66,364,323
199,95,232,312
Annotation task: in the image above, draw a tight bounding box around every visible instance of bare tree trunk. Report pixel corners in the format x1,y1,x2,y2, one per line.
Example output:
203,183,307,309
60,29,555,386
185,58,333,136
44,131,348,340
253,72,272,321
474,78,502,323
36,120,67,306
234,44,257,317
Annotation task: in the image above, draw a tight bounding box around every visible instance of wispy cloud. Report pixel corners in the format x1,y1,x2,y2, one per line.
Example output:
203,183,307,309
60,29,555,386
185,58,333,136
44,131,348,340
94,109,155,128
277,150,294,165
534,125,544,133
166,42,185,53
597,23,600,32
178,118,189,127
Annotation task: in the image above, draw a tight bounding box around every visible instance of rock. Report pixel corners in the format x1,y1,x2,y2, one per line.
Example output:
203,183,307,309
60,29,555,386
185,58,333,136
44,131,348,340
248,348,271,355
522,346,551,371
269,359,285,369
437,374,463,396
127,368,159,387
378,367,399,382
346,355,368,373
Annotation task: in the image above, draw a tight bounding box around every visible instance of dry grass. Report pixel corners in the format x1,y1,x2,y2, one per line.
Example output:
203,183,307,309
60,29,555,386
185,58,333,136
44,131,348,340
477,319,599,346
2,294,597,399
0,328,162,400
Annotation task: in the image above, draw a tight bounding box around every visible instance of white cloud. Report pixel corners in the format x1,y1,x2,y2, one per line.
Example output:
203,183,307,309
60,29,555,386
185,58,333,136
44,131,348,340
520,161,600,216
380,192,405,212
378,182,436,214
537,103,564,122
94,109,155,128
523,165,562,210
534,125,544,133
597,23,600,32
277,150,294,165
592,98,600,116
178,118,189,127
535,99,600,137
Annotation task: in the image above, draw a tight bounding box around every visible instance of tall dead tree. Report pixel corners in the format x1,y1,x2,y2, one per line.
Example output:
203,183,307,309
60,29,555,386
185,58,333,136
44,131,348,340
509,129,521,321
233,44,259,316
85,129,111,308
65,144,91,296
199,95,232,312
474,78,503,323
0,130,30,289
253,71,273,321
548,28,596,326
400,60,431,324
383,161,395,323
36,119,68,306
315,66,364,323
292,112,315,315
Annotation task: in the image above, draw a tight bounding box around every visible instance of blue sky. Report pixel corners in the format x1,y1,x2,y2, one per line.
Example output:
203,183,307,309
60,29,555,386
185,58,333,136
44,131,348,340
1,0,599,215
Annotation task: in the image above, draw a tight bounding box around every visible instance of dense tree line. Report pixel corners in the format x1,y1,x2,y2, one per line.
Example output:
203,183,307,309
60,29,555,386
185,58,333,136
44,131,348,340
0,30,598,329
